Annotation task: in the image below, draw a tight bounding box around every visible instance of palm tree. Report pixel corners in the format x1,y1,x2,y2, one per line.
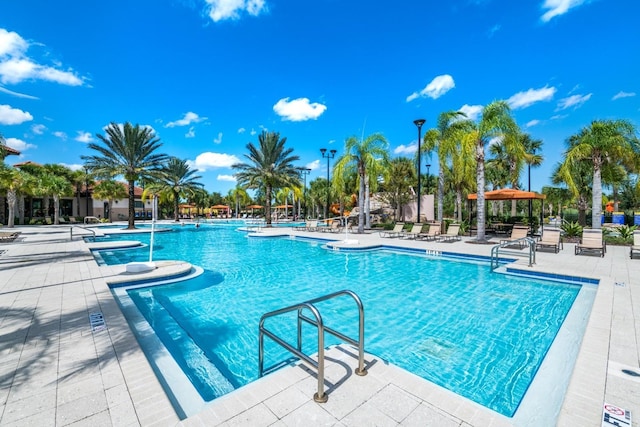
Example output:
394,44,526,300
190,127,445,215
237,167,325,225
470,101,519,241
423,111,470,222
381,157,416,221
148,157,204,222
557,119,639,228
232,130,300,227
93,180,128,222
334,133,389,233
82,122,168,229
36,172,73,224
0,165,35,228
228,186,250,218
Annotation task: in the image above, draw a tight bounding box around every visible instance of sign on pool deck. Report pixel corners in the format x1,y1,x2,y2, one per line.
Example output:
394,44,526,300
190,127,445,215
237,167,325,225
602,403,631,426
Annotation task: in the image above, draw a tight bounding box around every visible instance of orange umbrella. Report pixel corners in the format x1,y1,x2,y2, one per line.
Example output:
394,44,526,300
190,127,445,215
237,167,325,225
246,204,263,209
211,204,229,209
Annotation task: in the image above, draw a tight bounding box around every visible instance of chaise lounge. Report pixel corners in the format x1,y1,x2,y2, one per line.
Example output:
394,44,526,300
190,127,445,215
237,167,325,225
436,223,461,242
575,228,606,257
535,228,563,253
380,222,405,238
630,230,640,259
500,225,529,248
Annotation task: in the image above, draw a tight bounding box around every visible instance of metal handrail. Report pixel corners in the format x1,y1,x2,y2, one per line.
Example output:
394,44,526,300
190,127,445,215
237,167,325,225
258,289,367,403
490,236,536,270
70,226,96,242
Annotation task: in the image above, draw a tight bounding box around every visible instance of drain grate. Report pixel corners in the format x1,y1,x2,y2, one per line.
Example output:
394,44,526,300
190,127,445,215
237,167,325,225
89,312,106,332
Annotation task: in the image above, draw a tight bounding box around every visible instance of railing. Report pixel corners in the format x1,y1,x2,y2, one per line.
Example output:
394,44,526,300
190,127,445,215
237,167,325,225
258,289,367,403
490,237,536,270
70,226,96,242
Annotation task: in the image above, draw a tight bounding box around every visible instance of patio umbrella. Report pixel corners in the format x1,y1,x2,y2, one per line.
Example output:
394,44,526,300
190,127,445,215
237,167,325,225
245,204,263,216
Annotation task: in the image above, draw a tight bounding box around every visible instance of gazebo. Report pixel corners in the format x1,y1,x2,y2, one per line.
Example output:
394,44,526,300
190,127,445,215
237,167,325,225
467,188,546,234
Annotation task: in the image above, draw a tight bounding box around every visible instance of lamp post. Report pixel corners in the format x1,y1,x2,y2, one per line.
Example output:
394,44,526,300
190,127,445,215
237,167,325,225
320,148,337,219
528,152,534,236
297,167,311,218
413,119,426,222
83,166,90,217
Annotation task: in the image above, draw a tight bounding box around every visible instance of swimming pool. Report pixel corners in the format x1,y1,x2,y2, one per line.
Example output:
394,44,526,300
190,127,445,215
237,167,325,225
100,225,593,419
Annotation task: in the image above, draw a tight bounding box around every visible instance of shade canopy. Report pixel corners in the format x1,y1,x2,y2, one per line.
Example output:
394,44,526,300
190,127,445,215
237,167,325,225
245,204,263,209
274,204,293,209
210,204,229,210
467,188,546,201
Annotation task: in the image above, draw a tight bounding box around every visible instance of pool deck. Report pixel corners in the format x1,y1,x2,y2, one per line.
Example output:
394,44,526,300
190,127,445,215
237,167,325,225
0,223,638,426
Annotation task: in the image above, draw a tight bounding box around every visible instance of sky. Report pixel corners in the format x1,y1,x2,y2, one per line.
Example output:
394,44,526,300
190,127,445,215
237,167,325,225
1,0,639,195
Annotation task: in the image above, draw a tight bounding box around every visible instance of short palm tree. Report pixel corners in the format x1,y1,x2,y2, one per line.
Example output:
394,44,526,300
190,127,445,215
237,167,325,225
149,157,204,221
232,130,300,227
36,172,73,224
334,133,389,233
82,122,168,229
558,119,639,228
0,165,35,228
93,180,128,222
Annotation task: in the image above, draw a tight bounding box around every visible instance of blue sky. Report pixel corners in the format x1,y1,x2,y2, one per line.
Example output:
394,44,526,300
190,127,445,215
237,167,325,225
1,0,638,195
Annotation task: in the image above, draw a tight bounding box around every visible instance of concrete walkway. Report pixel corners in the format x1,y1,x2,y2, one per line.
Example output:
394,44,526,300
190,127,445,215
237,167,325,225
0,224,638,426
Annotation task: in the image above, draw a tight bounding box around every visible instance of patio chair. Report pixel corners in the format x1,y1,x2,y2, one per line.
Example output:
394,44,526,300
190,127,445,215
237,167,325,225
436,223,461,242
321,220,341,233
304,220,319,232
575,228,606,257
500,225,529,248
417,222,441,241
400,223,423,240
535,228,563,253
630,230,640,259
0,231,20,242
69,217,79,224
294,220,312,231
379,222,405,238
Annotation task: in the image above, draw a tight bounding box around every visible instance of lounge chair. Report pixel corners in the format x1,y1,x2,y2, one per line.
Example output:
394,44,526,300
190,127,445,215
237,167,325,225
417,222,441,241
400,223,423,240
69,217,78,224
535,228,563,253
0,231,20,242
500,225,529,248
575,228,606,257
294,220,312,231
437,223,461,242
58,217,67,224
630,230,640,259
321,220,342,233
380,222,405,238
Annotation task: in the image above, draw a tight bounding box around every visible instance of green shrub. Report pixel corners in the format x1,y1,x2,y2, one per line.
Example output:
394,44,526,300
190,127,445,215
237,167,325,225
561,221,582,238
616,224,637,240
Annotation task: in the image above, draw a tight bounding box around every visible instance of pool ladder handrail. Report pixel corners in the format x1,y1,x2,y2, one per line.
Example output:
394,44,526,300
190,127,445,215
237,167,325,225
490,236,536,270
70,225,96,242
258,289,367,403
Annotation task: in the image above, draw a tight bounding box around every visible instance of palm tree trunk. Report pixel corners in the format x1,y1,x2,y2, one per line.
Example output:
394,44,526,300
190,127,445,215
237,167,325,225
265,186,272,227
53,195,60,225
174,191,180,222
437,163,444,221
128,180,135,229
592,167,602,229
7,191,16,228
475,141,486,241
456,189,463,222
364,176,371,229
357,171,365,233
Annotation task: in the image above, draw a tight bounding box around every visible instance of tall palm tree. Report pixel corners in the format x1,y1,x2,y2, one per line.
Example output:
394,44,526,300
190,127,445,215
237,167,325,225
82,122,168,229
232,130,300,227
557,119,639,228
36,172,74,224
93,180,128,222
334,133,389,233
149,157,204,222
470,101,519,241
0,165,35,228
228,186,250,218
423,111,470,222
381,157,416,221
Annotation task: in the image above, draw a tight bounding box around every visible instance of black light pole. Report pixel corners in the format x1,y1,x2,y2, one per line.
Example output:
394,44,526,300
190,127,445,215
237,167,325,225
297,167,311,217
413,119,426,222
528,158,533,235
320,148,337,219
83,166,90,217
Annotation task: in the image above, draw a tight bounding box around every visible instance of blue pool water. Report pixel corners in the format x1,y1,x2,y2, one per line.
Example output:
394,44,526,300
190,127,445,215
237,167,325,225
100,225,582,417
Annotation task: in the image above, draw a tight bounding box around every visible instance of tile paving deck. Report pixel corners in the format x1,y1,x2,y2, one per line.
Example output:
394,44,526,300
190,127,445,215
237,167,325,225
0,223,638,426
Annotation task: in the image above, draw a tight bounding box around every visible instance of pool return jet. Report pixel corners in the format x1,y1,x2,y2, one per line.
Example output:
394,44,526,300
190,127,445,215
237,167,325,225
125,195,158,273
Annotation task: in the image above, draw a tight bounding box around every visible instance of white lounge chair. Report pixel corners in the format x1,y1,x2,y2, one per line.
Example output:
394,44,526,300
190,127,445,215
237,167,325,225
417,222,441,241
380,222,405,238
500,225,529,248
630,230,640,259
535,228,563,253
575,228,606,257
400,223,423,240
437,223,461,242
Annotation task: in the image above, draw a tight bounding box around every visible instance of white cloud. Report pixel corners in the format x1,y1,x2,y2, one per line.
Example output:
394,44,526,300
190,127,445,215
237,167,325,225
217,174,237,182
250,128,257,136
53,131,67,140
5,137,35,151
394,143,417,155
75,131,94,143
59,163,84,171
0,29,84,86
192,152,240,171
458,104,483,121
550,114,568,120
407,74,455,102
31,123,46,135
487,24,501,38
612,91,636,100
507,86,556,109
0,104,33,125
273,97,327,121
0,85,38,99
556,93,592,111
525,120,541,128
165,112,207,128
237,127,246,133
541,0,585,22
213,132,223,144
205,0,267,22
304,160,319,171
185,127,196,138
